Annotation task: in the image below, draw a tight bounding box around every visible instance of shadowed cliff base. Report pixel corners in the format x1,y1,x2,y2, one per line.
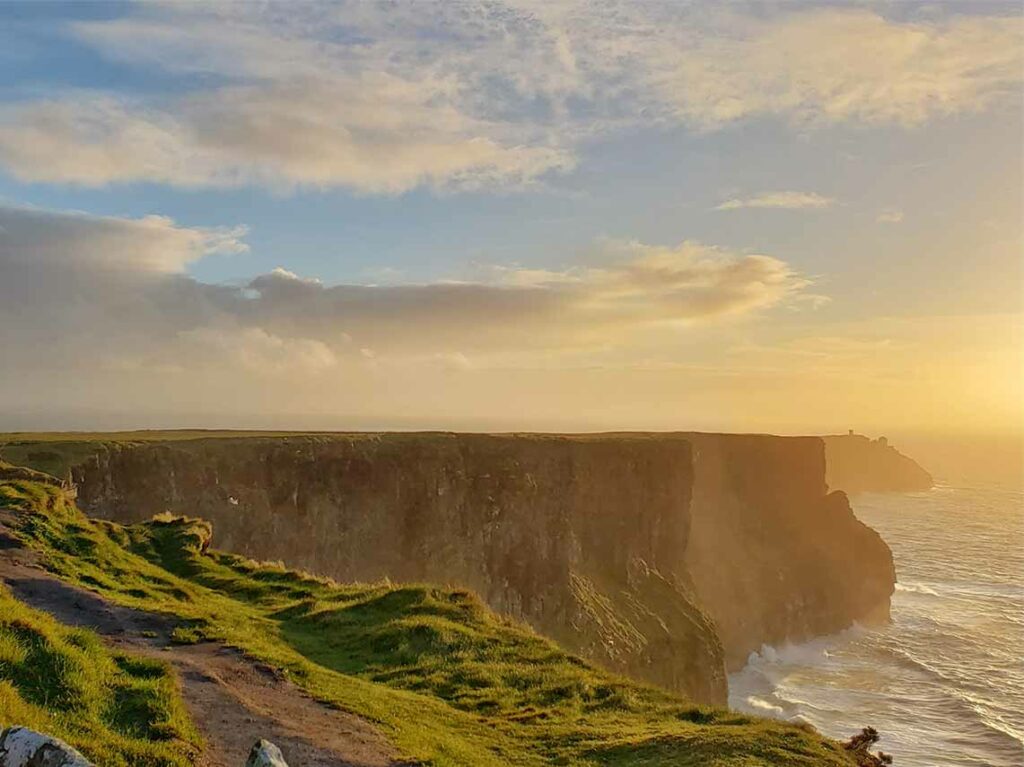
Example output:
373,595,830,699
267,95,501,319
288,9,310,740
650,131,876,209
0,431,896,701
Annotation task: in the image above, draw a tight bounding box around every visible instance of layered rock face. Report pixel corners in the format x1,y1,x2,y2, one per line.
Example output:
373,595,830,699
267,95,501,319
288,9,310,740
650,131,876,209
680,434,895,668
70,432,895,702
72,434,726,703
824,434,933,495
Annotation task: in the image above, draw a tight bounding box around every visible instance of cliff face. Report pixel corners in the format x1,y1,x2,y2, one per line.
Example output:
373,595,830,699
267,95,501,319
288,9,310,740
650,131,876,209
67,432,895,702
679,434,895,667
71,434,726,704
824,434,933,495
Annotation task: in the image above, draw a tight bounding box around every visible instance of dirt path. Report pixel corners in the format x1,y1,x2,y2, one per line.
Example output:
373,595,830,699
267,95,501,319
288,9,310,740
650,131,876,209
0,528,410,767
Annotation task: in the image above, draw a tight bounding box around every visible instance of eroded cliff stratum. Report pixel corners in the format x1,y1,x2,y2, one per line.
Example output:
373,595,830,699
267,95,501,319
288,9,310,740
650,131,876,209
30,432,893,705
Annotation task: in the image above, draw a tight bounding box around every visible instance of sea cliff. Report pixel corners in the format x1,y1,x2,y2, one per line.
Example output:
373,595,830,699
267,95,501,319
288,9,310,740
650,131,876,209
680,434,894,667
824,433,933,494
55,432,896,703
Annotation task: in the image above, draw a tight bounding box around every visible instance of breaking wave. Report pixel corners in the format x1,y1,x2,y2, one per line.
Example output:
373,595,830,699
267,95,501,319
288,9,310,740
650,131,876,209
894,581,940,596
729,484,1024,767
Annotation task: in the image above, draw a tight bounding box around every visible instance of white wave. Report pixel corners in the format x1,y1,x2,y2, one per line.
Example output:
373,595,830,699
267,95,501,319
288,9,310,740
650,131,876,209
734,483,1024,767
742,625,867,670
897,578,1024,602
743,696,786,716
895,581,940,596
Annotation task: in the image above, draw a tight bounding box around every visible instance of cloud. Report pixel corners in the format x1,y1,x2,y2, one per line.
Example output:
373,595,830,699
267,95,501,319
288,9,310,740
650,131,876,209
0,204,247,272
0,86,572,193
877,209,905,224
639,7,1023,129
0,205,818,390
177,327,339,375
0,4,1018,192
716,191,835,211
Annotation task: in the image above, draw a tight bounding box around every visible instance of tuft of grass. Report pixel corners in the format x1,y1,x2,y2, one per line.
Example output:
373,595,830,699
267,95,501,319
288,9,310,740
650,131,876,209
1,476,862,766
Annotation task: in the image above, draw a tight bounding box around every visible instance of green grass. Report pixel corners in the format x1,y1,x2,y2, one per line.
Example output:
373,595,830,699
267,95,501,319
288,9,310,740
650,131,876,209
0,431,359,479
0,585,199,766
0,429,708,480
0,474,860,766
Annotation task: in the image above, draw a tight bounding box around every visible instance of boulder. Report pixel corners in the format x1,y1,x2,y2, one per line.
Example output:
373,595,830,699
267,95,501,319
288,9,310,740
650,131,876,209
245,739,289,767
0,727,92,767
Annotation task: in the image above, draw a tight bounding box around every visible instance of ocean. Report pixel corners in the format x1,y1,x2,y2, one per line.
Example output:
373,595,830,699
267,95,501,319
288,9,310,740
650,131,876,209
729,484,1024,767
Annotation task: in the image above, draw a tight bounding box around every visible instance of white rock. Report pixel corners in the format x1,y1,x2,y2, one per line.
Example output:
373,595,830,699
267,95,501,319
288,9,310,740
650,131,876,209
0,727,93,767
245,739,289,767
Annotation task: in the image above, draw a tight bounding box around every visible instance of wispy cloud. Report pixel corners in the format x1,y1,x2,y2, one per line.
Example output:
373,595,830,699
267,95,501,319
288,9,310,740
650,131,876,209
716,191,835,211
0,87,573,194
0,3,1018,194
876,209,905,224
639,8,1023,129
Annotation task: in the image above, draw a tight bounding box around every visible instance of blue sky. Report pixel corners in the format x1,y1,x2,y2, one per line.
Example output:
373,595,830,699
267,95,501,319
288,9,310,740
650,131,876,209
0,1,1020,441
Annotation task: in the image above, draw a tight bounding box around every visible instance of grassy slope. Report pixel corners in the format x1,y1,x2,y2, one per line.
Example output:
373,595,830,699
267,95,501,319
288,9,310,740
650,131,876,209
0,475,859,767
0,586,199,766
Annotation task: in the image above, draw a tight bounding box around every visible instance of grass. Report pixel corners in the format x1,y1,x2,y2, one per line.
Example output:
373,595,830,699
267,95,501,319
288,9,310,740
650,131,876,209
0,474,861,766
0,429,706,480
0,431,347,479
0,585,199,766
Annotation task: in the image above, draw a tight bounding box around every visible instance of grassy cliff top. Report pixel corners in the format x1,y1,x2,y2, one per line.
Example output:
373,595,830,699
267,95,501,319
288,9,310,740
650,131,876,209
0,429,815,484
0,473,864,767
0,429,699,481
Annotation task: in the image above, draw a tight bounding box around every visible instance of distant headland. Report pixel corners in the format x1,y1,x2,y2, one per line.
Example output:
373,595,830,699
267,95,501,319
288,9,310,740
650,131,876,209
824,432,934,495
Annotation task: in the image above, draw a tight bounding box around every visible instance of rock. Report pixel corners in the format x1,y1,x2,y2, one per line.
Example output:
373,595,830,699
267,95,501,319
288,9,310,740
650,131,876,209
0,727,93,767
245,739,289,767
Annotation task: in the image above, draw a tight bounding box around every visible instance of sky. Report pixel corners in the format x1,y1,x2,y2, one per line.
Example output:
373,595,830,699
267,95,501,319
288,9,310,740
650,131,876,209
0,1,1021,468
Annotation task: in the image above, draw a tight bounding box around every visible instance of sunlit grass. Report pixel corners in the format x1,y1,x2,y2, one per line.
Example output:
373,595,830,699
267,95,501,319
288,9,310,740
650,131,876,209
0,584,198,766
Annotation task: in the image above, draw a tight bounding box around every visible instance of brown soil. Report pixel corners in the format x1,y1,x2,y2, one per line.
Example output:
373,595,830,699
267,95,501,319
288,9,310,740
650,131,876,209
0,527,410,767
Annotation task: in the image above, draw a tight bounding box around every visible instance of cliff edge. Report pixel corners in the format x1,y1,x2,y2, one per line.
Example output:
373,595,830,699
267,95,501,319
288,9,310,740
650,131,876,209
824,433,933,495
21,431,897,703
69,434,729,704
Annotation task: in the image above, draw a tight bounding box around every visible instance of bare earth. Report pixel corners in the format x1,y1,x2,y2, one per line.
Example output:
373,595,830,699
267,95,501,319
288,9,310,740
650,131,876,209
0,524,409,767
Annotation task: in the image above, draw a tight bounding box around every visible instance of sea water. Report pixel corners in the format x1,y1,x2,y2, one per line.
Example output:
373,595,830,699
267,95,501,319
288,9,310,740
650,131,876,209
728,484,1024,766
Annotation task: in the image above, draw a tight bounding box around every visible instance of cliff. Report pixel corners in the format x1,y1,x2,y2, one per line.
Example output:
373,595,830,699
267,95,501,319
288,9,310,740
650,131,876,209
679,434,895,667
0,473,869,767
68,434,727,703
824,433,933,495
45,431,896,702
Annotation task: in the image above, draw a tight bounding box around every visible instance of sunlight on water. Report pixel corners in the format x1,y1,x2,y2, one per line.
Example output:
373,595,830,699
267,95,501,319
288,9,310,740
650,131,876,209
729,484,1024,767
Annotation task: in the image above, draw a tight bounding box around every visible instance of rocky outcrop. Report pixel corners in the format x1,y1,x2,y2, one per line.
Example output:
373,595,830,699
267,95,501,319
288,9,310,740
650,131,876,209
824,434,933,495
0,727,91,767
67,432,895,702
245,740,289,767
